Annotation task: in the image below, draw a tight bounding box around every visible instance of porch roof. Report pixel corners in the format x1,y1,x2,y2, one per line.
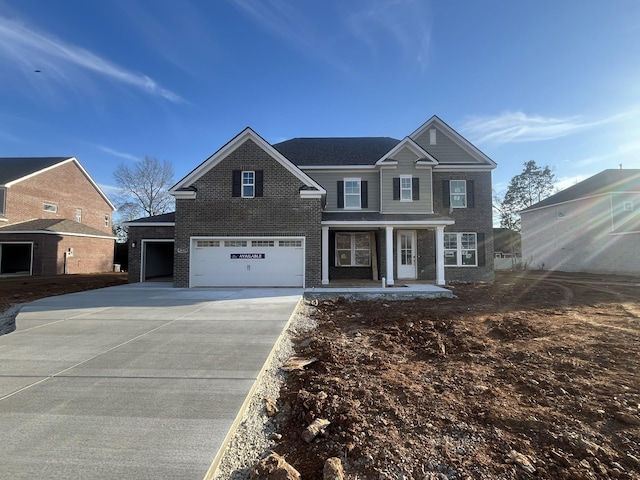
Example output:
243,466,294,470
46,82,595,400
321,211,454,227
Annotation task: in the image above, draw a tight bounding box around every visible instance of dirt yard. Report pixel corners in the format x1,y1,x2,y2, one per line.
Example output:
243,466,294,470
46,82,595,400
0,273,127,315
269,271,640,479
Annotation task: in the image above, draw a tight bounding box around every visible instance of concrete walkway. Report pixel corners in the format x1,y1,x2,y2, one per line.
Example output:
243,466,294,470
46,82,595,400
0,283,302,480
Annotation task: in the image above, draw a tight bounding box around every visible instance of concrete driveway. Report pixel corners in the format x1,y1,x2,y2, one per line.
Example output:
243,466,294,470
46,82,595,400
0,283,302,480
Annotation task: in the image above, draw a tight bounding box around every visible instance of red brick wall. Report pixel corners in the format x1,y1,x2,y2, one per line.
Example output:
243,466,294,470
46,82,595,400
5,159,113,233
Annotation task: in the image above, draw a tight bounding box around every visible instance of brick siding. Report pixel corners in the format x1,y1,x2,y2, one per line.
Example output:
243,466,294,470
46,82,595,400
174,139,322,287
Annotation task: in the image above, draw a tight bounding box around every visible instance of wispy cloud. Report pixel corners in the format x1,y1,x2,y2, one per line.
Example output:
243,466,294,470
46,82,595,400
0,16,183,102
461,112,603,146
230,0,432,73
95,145,140,162
345,0,433,71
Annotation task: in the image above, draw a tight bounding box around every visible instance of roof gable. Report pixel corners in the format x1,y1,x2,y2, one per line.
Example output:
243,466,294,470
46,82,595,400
0,156,116,211
523,169,640,212
377,137,438,165
171,128,325,195
273,137,401,167
409,115,497,169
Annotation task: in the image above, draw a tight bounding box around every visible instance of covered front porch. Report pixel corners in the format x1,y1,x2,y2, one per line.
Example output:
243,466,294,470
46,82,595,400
320,213,455,287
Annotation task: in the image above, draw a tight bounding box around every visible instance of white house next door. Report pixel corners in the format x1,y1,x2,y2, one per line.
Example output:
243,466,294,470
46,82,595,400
396,230,416,279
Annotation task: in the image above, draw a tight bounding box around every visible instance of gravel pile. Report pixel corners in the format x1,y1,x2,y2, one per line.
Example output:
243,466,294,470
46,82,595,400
0,305,20,336
211,301,317,480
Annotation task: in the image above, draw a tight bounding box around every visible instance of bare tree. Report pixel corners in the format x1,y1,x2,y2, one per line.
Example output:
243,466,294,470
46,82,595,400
112,157,175,241
113,156,175,220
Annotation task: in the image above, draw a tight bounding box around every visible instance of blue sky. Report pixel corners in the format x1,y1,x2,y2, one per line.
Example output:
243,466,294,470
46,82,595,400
1,0,640,214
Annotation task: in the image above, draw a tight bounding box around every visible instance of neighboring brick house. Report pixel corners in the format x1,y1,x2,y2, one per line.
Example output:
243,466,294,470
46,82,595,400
521,169,640,274
0,157,116,276
126,115,496,287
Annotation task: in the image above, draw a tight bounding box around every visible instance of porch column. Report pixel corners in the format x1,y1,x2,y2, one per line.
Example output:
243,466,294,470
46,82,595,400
435,225,445,286
321,226,329,285
385,226,394,286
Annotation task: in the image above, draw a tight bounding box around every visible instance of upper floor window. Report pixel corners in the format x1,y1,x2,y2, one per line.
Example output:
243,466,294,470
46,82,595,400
75,209,82,223
393,176,419,201
400,175,413,201
444,232,477,266
43,203,58,213
450,180,467,208
0,187,5,216
337,179,368,209
232,169,263,198
104,215,110,227
344,178,361,209
242,171,255,198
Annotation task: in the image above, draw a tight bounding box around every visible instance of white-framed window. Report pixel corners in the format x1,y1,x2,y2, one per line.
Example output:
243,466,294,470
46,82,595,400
429,128,437,145
104,215,110,227
252,240,275,247
196,240,220,247
344,178,361,209
444,232,477,267
335,232,371,267
400,175,413,201
450,180,467,208
0,187,6,215
43,203,58,213
75,208,82,223
225,240,248,247
242,171,255,198
279,240,303,248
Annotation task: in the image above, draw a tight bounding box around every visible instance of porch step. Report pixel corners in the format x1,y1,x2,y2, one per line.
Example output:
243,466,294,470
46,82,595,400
303,284,453,301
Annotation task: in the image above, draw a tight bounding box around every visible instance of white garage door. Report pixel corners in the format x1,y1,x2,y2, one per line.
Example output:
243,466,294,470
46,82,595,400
190,237,304,287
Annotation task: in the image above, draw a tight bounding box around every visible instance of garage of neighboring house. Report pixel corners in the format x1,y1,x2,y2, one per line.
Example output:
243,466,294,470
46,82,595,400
190,236,305,287
0,242,33,275
141,239,174,282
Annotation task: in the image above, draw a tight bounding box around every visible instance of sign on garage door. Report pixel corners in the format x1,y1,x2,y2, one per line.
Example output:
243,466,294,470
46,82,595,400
190,237,304,287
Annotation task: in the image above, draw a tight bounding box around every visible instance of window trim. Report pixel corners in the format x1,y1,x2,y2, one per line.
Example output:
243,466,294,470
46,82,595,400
444,232,477,267
335,232,371,267
242,171,255,198
449,180,467,208
343,178,362,210
43,203,58,213
75,208,82,223
104,215,110,227
400,175,413,202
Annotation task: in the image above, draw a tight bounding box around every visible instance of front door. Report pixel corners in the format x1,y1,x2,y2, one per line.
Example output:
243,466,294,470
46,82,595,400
396,230,417,279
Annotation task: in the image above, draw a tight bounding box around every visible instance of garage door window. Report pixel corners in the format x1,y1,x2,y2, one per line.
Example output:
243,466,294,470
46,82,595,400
279,240,302,247
252,240,275,247
196,240,220,247
225,240,247,247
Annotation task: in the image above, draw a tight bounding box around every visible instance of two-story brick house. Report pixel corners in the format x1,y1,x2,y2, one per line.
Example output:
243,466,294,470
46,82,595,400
0,157,116,276
126,115,496,287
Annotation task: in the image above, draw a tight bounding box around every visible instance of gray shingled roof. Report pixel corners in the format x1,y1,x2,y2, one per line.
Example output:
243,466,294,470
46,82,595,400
0,219,115,238
522,169,640,212
273,137,401,166
0,157,71,185
126,212,176,224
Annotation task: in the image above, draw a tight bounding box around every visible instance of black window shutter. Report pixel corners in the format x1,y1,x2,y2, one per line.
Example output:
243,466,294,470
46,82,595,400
361,181,368,208
442,180,450,207
467,180,475,208
232,170,241,197
255,170,264,197
337,181,344,208
393,178,400,200
412,177,420,200
477,232,486,266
